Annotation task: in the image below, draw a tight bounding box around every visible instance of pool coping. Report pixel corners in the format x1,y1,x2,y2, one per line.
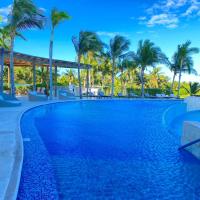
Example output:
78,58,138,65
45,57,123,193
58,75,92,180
0,98,68,200
1,97,183,200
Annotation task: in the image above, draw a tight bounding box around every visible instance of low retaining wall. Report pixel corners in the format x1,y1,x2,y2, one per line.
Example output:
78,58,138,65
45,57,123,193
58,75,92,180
184,96,200,112
182,121,200,159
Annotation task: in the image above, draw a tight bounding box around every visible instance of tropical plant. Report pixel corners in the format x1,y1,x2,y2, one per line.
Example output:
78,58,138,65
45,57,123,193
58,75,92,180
65,69,76,85
7,0,45,96
72,31,103,98
169,52,179,94
108,35,130,97
175,41,199,98
182,82,200,96
134,40,166,97
118,54,136,94
49,8,70,99
0,27,11,49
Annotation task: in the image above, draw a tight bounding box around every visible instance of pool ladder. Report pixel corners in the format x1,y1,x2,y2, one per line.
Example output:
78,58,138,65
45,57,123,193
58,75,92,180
179,138,200,150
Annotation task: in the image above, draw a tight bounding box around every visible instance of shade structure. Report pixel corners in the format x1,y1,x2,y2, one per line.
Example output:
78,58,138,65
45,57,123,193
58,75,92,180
3,49,91,69
1,49,91,97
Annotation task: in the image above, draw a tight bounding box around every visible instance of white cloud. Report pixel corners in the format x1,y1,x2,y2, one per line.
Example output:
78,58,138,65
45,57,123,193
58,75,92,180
138,16,146,21
139,0,200,28
0,4,12,24
136,31,144,34
97,31,129,38
147,14,179,28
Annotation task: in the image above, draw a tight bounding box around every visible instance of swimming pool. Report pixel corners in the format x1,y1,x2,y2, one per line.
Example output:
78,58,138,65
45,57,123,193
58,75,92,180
18,100,200,199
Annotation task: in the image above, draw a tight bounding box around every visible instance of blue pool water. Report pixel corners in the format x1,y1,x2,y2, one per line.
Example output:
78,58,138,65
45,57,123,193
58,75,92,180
18,100,200,199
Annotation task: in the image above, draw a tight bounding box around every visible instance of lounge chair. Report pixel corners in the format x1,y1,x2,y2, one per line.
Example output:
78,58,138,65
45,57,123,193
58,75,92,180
1,93,18,101
156,94,167,98
28,91,48,101
129,92,138,98
0,95,21,107
98,91,105,98
88,92,95,97
169,94,176,98
155,94,161,98
58,90,76,100
118,93,123,97
145,93,151,98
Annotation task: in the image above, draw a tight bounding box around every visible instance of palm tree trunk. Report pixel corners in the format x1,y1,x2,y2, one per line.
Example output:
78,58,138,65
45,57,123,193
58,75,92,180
140,67,145,98
111,59,115,98
121,68,123,94
10,34,15,97
78,55,82,99
170,72,176,94
0,48,4,93
49,29,54,100
177,60,183,98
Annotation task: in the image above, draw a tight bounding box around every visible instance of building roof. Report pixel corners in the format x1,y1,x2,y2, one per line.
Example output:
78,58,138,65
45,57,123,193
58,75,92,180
3,50,91,69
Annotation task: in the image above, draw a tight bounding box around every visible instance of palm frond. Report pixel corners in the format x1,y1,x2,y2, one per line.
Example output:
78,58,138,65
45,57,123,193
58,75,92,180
51,8,71,28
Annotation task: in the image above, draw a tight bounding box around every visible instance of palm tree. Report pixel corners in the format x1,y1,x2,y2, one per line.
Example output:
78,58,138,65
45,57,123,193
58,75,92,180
169,52,179,94
134,40,166,97
148,67,164,88
72,31,103,99
7,0,45,97
108,35,130,97
0,27,11,49
0,27,11,93
65,69,76,85
182,82,200,96
175,41,199,98
118,53,135,94
49,8,70,99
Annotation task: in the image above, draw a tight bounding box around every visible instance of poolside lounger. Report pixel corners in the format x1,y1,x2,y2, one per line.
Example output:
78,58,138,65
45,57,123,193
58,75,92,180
28,91,48,101
129,92,138,98
156,94,162,98
169,94,175,98
145,93,151,97
1,93,19,101
98,91,105,98
118,93,123,97
0,95,21,107
58,90,76,100
88,92,95,97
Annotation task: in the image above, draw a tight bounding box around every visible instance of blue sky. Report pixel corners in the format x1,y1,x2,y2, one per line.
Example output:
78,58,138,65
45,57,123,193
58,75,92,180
1,0,200,81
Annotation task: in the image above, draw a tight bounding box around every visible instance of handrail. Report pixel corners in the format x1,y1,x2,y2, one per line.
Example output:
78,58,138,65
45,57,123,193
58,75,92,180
179,138,200,150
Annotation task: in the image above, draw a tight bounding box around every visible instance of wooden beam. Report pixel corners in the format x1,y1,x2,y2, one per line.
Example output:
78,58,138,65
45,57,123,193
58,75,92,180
86,67,89,97
54,66,57,97
33,63,36,91
4,50,91,69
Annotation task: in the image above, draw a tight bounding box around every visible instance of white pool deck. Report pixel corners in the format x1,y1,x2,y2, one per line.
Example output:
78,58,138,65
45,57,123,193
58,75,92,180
0,96,66,200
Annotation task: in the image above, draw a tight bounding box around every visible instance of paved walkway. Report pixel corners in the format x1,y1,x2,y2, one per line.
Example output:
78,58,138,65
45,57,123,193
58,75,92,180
0,97,64,200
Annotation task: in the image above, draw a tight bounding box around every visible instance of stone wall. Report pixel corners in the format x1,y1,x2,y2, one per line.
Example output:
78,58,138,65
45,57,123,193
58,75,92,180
184,96,200,111
181,121,200,159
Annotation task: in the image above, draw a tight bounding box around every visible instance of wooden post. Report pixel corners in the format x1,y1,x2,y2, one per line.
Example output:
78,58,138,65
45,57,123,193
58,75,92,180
33,63,36,91
0,48,4,93
54,66,57,97
7,65,10,90
86,67,89,97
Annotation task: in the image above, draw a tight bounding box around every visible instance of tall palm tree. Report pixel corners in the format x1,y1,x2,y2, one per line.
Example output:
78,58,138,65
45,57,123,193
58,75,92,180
72,31,103,99
49,8,70,99
175,41,199,98
7,0,45,97
169,52,179,94
118,53,135,94
134,40,166,97
65,69,76,85
108,35,130,97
